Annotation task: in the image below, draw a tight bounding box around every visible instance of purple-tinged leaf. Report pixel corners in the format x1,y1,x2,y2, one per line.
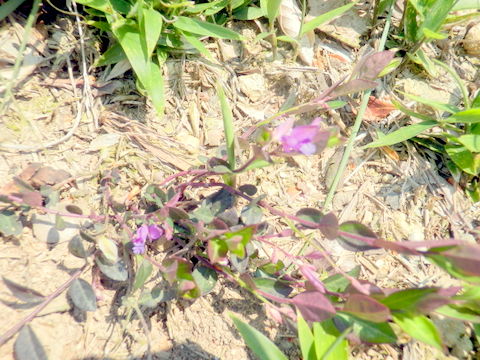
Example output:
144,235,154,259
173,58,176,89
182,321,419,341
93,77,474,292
380,287,454,314
15,325,47,360
338,221,379,252
354,51,395,81
346,279,385,297
343,294,391,323
441,244,480,276
207,238,228,264
304,251,325,260
296,209,338,239
334,313,397,343
299,264,326,293
291,291,336,322
323,266,361,293
253,278,293,298
167,206,189,220
20,190,43,207
330,79,378,98
318,212,339,239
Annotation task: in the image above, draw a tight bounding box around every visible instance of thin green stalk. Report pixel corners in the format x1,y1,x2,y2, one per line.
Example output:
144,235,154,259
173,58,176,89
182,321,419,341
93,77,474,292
323,7,393,210
432,59,470,109
0,0,42,115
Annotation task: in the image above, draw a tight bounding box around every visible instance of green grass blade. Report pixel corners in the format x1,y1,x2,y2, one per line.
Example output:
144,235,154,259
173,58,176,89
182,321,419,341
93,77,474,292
181,31,215,61
173,16,244,40
400,92,460,113
442,109,480,123
0,0,27,21
231,314,288,360
393,313,443,350
364,120,438,148
216,82,236,169
297,312,315,360
301,1,356,35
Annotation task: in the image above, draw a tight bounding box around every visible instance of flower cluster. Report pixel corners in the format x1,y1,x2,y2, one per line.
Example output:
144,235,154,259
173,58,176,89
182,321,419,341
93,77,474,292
274,117,329,156
132,224,164,254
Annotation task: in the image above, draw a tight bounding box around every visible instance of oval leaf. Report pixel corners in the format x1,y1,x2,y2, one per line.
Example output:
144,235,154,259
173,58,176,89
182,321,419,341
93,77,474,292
231,314,288,360
343,294,391,323
97,235,118,263
15,325,47,360
292,291,336,322
192,265,218,295
133,258,153,291
393,313,443,350
68,279,97,312
96,256,128,282
338,221,378,251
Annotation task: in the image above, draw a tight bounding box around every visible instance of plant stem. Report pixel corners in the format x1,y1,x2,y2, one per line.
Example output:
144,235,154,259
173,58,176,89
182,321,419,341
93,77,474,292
0,265,87,345
323,7,393,210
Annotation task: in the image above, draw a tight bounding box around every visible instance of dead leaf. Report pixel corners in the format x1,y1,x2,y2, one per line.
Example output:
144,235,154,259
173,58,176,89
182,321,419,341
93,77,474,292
1,163,71,195
364,96,396,121
278,0,314,65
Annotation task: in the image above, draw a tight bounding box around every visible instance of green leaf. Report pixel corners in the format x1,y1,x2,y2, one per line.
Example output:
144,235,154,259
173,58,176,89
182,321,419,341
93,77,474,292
181,31,214,61
338,221,378,251
68,279,97,312
233,6,264,20
14,325,47,360
0,210,22,236
260,0,282,23
400,92,459,114
76,0,131,14
393,313,443,350
442,109,480,123
192,266,218,295
97,235,118,262
253,277,293,298
435,305,480,323
334,313,397,343
343,294,391,323
301,1,356,35
323,266,361,293
457,134,480,153
140,7,163,59
96,256,129,281
297,311,315,360
422,27,448,39
95,43,126,67
426,253,480,284
0,0,27,22
417,0,455,42
111,21,165,116
364,120,438,148
381,288,438,311
231,314,288,360
445,144,480,175
216,82,235,169
173,17,244,40
313,320,348,360
133,258,153,291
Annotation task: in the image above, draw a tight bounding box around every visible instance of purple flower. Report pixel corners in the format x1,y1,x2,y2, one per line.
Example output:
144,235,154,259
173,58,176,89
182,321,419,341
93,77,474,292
273,117,328,155
132,224,164,255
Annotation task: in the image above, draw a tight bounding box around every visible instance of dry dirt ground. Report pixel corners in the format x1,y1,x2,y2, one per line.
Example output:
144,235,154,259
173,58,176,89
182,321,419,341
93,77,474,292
1,3,480,360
